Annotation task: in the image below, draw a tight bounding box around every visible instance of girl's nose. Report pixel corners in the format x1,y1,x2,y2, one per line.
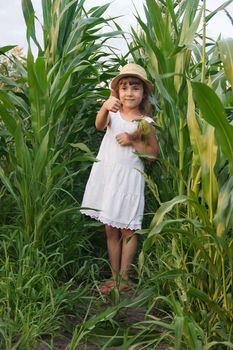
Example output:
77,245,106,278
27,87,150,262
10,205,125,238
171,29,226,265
126,88,133,95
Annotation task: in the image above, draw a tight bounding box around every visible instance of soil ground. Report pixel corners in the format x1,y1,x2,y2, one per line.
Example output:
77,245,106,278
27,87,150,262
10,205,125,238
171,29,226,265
37,288,168,350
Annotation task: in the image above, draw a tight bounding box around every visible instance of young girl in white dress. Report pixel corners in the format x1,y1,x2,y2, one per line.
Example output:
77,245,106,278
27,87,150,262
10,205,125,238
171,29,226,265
81,63,158,293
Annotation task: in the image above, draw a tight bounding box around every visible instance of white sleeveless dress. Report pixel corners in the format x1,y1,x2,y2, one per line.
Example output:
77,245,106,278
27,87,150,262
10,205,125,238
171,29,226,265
80,111,155,230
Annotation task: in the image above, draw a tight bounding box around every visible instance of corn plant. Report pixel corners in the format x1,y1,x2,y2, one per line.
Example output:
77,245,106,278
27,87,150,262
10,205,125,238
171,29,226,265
0,0,120,244
129,0,233,348
0,0,122,348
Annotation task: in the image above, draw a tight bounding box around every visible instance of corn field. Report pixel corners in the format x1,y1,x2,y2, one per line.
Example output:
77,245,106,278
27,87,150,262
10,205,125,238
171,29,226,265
0,0,232,349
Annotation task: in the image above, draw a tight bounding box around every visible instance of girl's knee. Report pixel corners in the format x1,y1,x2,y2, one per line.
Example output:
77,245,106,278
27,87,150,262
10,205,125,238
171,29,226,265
105,224,120,238
120,228,135,240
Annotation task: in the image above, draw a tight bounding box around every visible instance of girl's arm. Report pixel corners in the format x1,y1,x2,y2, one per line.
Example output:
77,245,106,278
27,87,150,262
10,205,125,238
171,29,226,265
95,93,121,130
115,126,158,160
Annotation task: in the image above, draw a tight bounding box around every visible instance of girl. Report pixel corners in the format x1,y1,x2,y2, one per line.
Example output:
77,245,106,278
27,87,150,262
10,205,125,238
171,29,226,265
81,63,158,294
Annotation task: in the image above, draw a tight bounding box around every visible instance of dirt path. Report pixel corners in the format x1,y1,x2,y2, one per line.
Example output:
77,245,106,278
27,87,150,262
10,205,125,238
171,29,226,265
37,288,168,349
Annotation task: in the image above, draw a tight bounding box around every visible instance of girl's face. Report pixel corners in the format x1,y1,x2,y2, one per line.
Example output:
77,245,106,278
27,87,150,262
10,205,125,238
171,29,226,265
118,77,144,110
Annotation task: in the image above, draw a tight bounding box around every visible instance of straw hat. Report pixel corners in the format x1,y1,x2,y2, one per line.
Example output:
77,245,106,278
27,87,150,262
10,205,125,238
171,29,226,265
111,63,153,94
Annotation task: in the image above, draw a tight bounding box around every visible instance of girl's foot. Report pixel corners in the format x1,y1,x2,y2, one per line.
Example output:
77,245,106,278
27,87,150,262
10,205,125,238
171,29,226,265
99,279,115,294
118,279,132,292
99,278,133,294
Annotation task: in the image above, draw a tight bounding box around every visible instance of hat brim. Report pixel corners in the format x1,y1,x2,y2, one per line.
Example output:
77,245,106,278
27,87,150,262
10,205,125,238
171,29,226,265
111,73,153,94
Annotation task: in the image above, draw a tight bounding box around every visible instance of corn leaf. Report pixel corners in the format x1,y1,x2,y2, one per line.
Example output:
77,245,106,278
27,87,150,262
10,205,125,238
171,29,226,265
201,124,219,217
0,45,16,54
179,7,203,46
187,81,219,216
27,50,49,141
89,3,110,17
0,167,19,204
22,0,42,50
165,0,178,34
33,131,50,180
187,286,229,322
218,38,233,88
213,175,233,236
187,80,202,191
206,0,233,22
192,82,233,173
0,94,17,135
41,0,52,35
174,316,184,350
150,195,188,228
145,0,165,43
205,341,233,349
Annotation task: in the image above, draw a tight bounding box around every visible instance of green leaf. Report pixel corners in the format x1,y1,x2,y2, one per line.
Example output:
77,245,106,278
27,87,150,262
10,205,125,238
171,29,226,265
149,218,203,238
22,0,42,50
165,0,178,34
187,80,202,190
8,92,29,116
27,50,49,141
218,38,233,88
41,0,52,35
179,6,203,46
145,0,165,43
71,155,97,162
89,3,110,18
69,143,92,153
206,0,233,22
15,122,32,176
187,286,229,322
150,195,189,227
213,175,233,236
205,341,233,349
0,92,17,135
192,82,233,173
0,45,17,54
57,0,80,51
33,131,50,179
187,81,219,216
174,316,184,350
0,167,18,204
187,322,203,350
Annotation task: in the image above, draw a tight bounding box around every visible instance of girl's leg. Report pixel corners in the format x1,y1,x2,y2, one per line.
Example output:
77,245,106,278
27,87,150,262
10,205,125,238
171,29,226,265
105,224,121,280
119,228,137,281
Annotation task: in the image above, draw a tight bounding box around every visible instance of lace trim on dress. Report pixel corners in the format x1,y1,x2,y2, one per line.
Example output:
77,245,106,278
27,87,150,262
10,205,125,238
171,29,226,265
81,211,141,230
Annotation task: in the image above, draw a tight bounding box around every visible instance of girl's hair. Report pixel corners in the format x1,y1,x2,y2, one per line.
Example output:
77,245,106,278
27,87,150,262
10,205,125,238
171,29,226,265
114,77,152,116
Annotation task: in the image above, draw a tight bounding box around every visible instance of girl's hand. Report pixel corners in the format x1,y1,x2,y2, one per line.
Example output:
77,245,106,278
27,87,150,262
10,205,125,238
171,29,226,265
115,132,131,146
103,95,121,113
95,90,120,130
